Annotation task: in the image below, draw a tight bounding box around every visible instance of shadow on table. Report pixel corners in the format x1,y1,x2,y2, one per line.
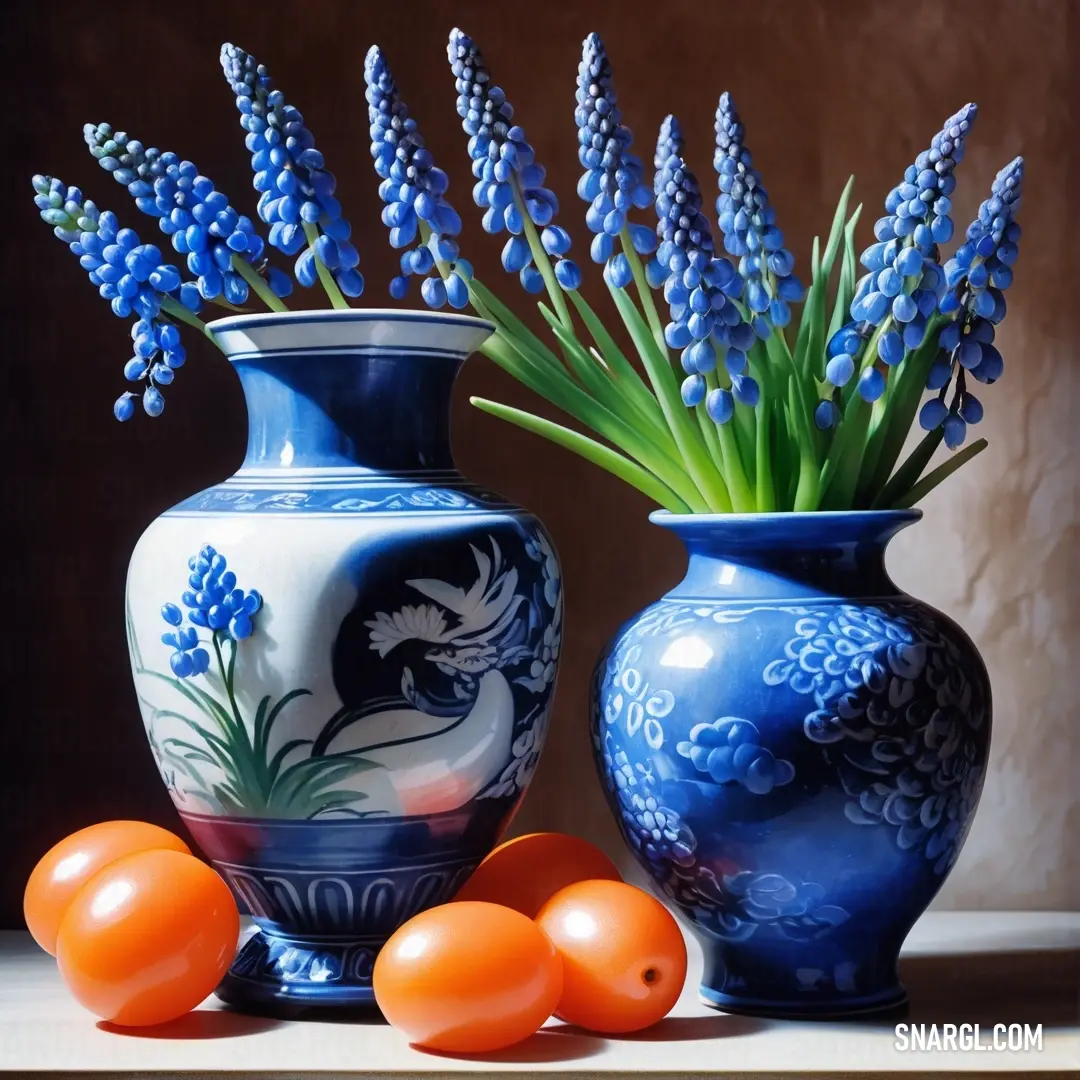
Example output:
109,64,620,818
97,1009,283,1039
417,1027,605,1064
551,1013,769,1042
871,948,1080,1028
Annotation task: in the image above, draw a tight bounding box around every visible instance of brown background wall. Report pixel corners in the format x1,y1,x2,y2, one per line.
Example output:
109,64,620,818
1,0,1075,926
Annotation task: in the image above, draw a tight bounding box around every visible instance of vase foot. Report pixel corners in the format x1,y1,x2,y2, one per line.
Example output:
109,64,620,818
215,930,384,1014
698,981,908,1020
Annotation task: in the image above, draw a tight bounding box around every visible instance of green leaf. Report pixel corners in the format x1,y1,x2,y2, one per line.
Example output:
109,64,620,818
763,330,819,510
470,397,692,512
732,392,757,482
566,289,673,433
893,439,987,508
819,176,855,287
820,395,871,509
607,282,733,512
470,278,563,368
261,689,312,754
251,695,272,757
827,205,863,344
872,427,943,509
861,314,947,498
792,280,815,375
266,738,314,787
804,235,828,383
141,670,237,738
538,304,678,455
755,400,775,512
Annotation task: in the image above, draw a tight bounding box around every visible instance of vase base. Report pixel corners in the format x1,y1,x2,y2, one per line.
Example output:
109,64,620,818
215,930,383,1015
698,982,908,1020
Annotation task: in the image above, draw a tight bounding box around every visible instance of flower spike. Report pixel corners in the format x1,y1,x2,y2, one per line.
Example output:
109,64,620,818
654,114,683,195
448,27,580,292
714,93,804,327
654,154,756,419
84,122,292,307
32,174,190,420
921,156,1023,448
220,44,363,298
850,103,977,333
364,45,470,308
574,32,654,286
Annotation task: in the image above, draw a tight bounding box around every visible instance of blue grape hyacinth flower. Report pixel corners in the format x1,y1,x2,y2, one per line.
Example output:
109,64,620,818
920,156,1023,449
33,175,190,420
85,122,293,304
851,103,977,349
364,45,471,309
220,43,363,297
654,114,683,196
574,33,654,287
654,152,756,422
714,93,804,328
448,27,580,293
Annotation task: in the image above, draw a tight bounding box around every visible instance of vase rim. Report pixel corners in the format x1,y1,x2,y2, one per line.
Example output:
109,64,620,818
207,308,496,364
650,508,922,552
207,308,495,334
651,509,923,527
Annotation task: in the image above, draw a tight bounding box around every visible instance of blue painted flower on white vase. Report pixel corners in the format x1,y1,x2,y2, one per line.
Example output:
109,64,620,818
125,310,563,1012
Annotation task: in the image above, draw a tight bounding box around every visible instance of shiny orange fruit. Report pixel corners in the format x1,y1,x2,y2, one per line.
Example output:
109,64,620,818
374,901,562,1053
24,821,190,955
453,832,622,918
536,879,686,1033
56,848,238,1026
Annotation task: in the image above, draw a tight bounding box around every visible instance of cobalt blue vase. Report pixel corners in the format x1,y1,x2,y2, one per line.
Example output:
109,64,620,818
591,510,991,1018
125,310,563,1013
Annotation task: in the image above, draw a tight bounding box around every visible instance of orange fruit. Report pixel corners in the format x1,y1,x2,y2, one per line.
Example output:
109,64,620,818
536,879,686,1033
453,832,621,918
374,901,562,1053
24,821,190,955
56,848,238,1026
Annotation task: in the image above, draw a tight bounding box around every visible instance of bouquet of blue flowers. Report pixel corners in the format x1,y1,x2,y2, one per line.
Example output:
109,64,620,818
33,31,1023,513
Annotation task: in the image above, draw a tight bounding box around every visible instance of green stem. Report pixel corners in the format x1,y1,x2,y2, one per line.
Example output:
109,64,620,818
212,633,246,737
231,255,288,313
470,397,691,512
301,222,349,309
510,179,573,333
162,297,218,345
620,227,667,357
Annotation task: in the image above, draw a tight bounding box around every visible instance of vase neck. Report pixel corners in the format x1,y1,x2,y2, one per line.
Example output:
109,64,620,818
208,310,494,475
652,511,921,601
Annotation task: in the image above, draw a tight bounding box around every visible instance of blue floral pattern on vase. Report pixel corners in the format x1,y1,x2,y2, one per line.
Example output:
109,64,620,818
676,717,795,794
762,603,987,875
590,510,991,1017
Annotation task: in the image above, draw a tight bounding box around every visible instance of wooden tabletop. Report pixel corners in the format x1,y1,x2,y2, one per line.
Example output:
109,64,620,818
1,911,1077,1077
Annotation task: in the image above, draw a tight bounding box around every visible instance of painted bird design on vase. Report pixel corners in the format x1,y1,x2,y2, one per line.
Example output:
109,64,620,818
323,538,540,817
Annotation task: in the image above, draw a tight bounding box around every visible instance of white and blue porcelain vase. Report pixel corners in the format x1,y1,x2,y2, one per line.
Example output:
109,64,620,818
124,310,563,1013
591,510,991,1018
